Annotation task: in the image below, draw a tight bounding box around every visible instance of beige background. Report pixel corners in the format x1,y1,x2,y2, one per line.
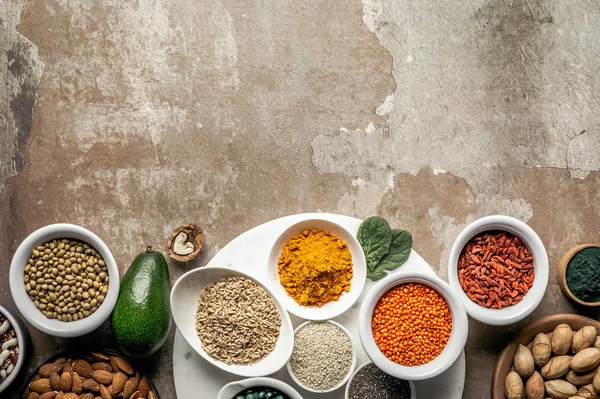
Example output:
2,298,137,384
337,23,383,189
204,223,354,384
1,0,600,397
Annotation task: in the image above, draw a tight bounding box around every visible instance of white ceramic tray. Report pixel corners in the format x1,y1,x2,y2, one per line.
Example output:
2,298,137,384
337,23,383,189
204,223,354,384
173,213,465,398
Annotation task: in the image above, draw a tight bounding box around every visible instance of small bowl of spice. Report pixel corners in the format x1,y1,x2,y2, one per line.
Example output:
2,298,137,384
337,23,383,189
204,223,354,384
345,362,416,399
0,305,27,394
558,244,600,306
267,218,367,321
170,265,294,377
447,215,549,326
359,271,468,380
9,223,119,337
287,320,356,393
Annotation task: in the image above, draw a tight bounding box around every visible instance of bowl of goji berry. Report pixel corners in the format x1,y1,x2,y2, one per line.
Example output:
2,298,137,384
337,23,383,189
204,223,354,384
358,271,468,380
448,215,549,326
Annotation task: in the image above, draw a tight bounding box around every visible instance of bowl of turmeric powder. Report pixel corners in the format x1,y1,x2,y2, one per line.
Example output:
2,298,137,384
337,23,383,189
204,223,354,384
267,218,367,321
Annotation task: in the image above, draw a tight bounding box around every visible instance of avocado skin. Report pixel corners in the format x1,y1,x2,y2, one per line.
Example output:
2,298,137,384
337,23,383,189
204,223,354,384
111,249,171,357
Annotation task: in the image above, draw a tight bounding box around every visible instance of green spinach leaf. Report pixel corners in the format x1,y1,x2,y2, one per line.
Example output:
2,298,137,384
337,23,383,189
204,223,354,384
376,229,412,272
357,216,393,272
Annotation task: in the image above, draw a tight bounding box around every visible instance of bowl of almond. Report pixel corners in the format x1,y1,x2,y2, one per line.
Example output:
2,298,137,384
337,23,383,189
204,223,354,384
22,349,159,399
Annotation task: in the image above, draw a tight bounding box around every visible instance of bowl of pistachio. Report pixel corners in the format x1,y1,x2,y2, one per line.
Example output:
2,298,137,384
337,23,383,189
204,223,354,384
9,224,119,337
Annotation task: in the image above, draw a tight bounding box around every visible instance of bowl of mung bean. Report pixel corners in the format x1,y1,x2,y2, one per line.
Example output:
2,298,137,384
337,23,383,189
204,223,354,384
286,320,357,393
170,266,294,377
359,271,468,380
9,223,119,338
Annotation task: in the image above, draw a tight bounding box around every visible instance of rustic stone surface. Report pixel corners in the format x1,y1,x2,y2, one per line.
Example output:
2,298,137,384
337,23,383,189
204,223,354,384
1,0,599,398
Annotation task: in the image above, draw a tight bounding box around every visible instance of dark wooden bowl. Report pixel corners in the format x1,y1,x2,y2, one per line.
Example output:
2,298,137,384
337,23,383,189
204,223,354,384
558,244,600,306
491,314,600,399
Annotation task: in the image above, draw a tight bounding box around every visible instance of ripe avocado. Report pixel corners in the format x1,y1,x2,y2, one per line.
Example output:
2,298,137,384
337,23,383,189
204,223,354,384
111,247,171,357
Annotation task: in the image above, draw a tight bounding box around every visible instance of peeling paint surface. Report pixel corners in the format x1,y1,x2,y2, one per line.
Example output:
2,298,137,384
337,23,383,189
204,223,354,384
1,0,600,397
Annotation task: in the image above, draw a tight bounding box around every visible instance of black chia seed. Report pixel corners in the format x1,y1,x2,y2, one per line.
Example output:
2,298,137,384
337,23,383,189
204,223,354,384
348,363,411,399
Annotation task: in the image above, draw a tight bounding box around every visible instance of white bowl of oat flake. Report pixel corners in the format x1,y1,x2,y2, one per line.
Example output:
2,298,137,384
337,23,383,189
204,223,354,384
170,266,294,377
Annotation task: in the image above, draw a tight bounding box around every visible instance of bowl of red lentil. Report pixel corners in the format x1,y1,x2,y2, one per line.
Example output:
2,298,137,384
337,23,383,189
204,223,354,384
358,271,468,380
448,215,549,326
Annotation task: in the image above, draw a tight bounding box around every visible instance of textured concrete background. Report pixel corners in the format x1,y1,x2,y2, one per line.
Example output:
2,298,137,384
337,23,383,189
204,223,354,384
1,0,599,397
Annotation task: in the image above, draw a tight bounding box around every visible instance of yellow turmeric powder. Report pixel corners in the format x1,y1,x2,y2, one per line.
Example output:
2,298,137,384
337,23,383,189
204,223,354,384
277,228,353,307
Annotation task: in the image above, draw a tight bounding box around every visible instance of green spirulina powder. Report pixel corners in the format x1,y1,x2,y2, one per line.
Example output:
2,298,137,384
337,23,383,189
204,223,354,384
566,247,600,303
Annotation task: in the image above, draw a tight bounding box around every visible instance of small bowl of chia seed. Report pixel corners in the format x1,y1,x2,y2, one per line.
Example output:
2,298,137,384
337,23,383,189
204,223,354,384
345,362,416,399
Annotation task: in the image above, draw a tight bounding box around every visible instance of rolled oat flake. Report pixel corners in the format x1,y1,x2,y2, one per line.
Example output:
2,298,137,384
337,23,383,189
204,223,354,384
348,363,411,399
289,322,353,391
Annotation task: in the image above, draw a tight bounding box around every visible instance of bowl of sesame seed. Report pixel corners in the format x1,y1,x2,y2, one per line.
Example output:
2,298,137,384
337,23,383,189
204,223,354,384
286,320,356,393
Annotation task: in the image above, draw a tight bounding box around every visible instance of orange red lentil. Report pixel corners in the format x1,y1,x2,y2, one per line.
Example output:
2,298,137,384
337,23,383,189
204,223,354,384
372,282,452,366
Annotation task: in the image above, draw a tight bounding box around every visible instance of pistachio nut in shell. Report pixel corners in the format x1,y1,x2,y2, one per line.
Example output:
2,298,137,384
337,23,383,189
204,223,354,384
542,356,573,379
571,348,600,372
573,326,598,354
505,371,524,399
514,344,535,378
532,332,552,367
566,368,597,386
592,367,600,391
577,383,597,398
544,379,577,399
526,371,545,399
552,324,574,355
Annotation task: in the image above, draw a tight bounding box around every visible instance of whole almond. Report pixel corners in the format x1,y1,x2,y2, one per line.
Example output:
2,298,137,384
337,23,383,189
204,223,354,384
572,348,600,372
514,344,535,378
525,371,544,399
50,373,61,391
148,392,156,399
99,385,113,399
109,357,119,373
532,333,552,367
115,358,133,376
545,379,577,399
72,372,83,394
79,394,94,399
82,378,100,392
30,379,52,394
123,378,139,399
505,371,523,399
92,370,114,385
542,355,573,379
577,383,596,398
574,326,598,353
40,363,64,378
92,363,113,372
72,360,93,378
62,394,78,399
567,368,597,386
111,372,127,395
39,393,57,399
54,358,67,365
60,371,72,392
91,352,110,362
27,393,40,399
138,378,149,395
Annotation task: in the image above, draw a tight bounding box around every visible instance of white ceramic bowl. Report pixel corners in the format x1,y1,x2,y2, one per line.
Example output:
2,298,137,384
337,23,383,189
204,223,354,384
9,224,119,338
267,219,367,321
170,266,294,377
286,320,357,393
0,305,27,394
344,362,416,399
447,215,549,326
359,271,468,380
217,377,303,399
